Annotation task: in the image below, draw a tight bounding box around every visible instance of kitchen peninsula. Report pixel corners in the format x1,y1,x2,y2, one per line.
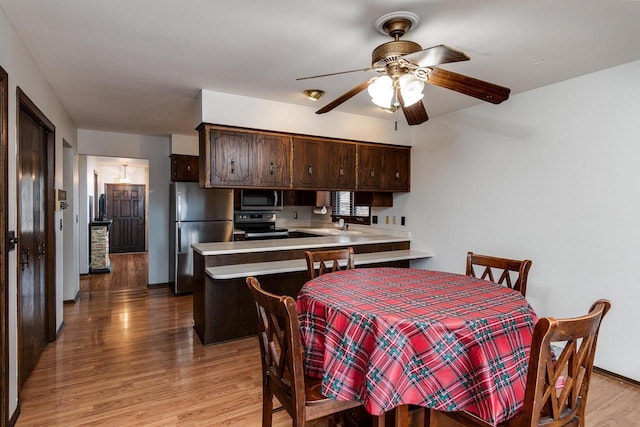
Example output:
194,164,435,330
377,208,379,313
191,230,431,345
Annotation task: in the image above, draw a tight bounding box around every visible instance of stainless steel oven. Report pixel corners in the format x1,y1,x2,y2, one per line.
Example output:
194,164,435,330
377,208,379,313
240,189,283,211
234,211,289,240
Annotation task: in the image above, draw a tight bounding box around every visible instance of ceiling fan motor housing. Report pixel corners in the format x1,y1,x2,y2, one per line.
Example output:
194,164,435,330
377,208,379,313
371,40,422,68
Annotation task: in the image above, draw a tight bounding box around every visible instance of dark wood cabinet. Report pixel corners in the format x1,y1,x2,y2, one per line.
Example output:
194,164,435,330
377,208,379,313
385,146,411,191
357,144,410,192
199,124,291,188
292,137,356,190
354,192,393,207
170,154,199,182
197,123,410,192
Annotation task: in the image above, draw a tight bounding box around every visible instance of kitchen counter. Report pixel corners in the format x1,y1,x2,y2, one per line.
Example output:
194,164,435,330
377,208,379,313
191,228,428,345
192,232,408,256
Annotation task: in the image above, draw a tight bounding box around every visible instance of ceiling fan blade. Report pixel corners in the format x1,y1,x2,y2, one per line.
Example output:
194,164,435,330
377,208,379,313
316,78,375,114
401,44,470,68
397,91,429,125
297,68,376,81
427,67,510,104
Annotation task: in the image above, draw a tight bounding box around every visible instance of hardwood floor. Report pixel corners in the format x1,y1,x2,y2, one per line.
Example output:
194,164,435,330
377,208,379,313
80,252,149,291
15,254,640,426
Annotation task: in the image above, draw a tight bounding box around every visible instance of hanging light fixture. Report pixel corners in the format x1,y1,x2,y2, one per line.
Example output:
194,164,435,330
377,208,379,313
120,163,131,184
368,73,424,111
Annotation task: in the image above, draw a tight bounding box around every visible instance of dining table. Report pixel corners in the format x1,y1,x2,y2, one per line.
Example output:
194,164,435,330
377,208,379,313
296,267,538,426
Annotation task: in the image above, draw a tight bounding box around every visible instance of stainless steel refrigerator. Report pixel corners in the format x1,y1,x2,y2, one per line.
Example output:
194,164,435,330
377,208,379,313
169,182,233,294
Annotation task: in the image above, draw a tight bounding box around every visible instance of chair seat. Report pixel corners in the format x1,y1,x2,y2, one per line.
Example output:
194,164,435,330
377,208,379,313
305,376,330,404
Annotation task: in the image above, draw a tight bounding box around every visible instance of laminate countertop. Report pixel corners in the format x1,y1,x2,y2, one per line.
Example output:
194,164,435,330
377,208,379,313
192,231,411,256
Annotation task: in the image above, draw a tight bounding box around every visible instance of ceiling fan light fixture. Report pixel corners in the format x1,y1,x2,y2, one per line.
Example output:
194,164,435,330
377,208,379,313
399,73,425,107
368,75,394,108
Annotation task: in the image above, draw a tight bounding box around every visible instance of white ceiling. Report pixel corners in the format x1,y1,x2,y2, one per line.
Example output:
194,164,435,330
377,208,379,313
2,0,640,136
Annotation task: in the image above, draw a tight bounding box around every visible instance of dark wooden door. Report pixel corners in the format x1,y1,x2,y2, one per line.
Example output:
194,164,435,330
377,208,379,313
105,184,145,253
1,65,9,424
17,108,48,388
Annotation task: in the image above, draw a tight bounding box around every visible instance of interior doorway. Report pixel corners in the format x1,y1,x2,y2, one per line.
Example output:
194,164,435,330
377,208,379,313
82,157,149,272
16,88,56,390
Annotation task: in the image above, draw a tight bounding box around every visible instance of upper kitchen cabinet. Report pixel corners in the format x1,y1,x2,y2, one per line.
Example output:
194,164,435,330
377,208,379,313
170,154,199,182
357,144,410,192
292,137,356,190
198,124,291,188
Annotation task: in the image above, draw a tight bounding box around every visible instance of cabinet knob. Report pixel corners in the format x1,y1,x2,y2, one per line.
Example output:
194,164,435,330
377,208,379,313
230,159,235,174
395,171,400,179
270,162,275,175
186,165,191,172
370,169,375,178
339,166,345,177
308,164,313,176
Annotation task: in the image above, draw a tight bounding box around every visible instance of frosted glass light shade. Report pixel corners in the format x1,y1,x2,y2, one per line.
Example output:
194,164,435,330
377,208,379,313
368,76,394,109
399,74,424,107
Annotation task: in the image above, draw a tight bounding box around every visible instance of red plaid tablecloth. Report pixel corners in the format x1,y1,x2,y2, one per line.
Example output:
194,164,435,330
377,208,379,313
297,268,537,425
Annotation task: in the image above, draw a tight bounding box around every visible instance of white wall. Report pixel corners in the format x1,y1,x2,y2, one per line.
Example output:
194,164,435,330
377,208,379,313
1,7,78,418
407,59,640,381
171,133,198,155
197,89,412,146
62,144,80,301
77,129,171,284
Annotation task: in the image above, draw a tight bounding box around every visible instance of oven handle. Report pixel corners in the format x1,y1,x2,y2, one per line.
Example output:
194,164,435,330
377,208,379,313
273,190,279,208
245,231,289,239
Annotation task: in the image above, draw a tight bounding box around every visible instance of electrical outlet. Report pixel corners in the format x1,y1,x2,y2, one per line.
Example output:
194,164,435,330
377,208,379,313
401,216,406,226
392,216,397,225
385,215,389,224
372,215,378,224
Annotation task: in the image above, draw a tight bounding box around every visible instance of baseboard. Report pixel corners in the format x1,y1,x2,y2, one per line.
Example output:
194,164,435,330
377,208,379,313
8,403,20,426
63,289,81,304
594,366,640,388
55,321,64,340
147,282,170,288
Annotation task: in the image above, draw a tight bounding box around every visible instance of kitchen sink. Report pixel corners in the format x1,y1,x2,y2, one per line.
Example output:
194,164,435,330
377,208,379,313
304,228,364,236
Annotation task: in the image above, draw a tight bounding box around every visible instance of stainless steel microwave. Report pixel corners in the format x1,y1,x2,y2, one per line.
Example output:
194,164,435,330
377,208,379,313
240,189,283,211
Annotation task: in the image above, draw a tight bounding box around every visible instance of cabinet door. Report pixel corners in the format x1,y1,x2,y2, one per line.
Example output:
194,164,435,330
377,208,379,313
324,141,357,189
293,138,356,189
171,154,199,182
253,133,291,187
210,129,252,186
357,145,385,190
385,147,410,191
292,138,322,188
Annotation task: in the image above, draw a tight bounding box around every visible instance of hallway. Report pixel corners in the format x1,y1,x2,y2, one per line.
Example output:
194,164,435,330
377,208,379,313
16,254,295,426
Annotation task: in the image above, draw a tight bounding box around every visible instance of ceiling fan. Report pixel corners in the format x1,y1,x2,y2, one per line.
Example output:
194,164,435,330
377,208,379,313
297,11,511,125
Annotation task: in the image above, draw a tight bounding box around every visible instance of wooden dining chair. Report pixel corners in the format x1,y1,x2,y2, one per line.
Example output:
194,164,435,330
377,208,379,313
466,251,532,296
246,276,362,427
304,247,355,280
429,298,611,427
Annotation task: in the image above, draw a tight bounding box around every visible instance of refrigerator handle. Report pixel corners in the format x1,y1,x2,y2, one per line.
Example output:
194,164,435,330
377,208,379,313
177,222,182,252
273,190,278,208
